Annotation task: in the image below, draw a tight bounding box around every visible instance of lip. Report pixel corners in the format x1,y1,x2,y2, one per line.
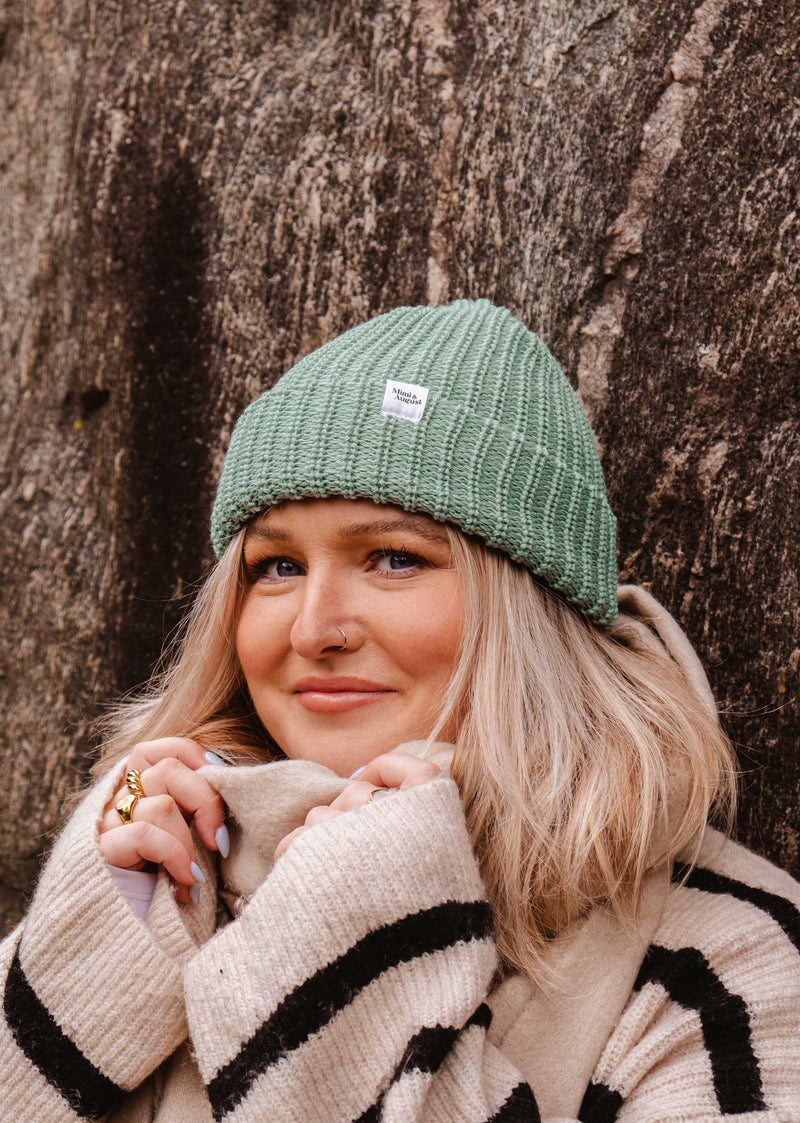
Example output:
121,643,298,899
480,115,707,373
292,676,394,693
292,676,396,714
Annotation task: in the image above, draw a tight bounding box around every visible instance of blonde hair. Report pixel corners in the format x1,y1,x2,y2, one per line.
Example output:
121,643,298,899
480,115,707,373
427,530,737,984
93,533,270,772
93,520,737,986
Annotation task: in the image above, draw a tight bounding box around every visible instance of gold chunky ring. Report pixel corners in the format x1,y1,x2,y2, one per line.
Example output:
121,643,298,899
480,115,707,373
115,791,139,824
367,787,391,803
115,767,147,824
126,768,146,799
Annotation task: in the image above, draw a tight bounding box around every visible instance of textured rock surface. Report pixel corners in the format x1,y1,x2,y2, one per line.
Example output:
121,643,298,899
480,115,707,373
1,0,798,934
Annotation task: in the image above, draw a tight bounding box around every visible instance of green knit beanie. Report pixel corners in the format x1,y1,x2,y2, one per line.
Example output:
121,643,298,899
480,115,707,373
211,299,618,627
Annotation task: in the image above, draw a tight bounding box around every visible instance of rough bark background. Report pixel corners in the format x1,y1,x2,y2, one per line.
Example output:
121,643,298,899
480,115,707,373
1,0,798,936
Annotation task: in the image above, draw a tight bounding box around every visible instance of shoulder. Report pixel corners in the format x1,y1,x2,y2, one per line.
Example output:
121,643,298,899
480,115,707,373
648,827,800,1035
659,826,800,967
586,830,800,1120
682,825,800,904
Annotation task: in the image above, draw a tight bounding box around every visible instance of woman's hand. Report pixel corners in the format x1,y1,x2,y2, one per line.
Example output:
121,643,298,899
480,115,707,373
99,737,228,904
273,752,442,863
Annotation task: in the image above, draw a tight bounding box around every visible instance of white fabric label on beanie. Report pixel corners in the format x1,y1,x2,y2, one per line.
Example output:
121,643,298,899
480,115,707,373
380,379,429,423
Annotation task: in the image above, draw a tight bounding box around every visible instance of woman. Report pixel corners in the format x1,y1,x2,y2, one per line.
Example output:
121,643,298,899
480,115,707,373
1,299,798,1122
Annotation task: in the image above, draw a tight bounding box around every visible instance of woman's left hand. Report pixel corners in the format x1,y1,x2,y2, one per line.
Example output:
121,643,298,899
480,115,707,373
274,752,442,863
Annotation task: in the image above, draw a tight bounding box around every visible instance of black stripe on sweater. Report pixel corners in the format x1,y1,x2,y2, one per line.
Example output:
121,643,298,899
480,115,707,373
353,1005,502,1122
578,1080,624,1122
634,944,765,1114
3,943,125,1119
353,1101,382,1122
394,1002,493,1078
207,898,494,1120
487,1081,541,1122
391,1010,541,1123
673,861,800,954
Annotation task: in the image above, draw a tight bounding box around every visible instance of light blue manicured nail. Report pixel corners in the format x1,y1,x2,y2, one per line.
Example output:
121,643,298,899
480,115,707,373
189,883,200,904
190,861,205,884
216,824,230,858
204,750,230,766
348,765,366,780
371,789,392,800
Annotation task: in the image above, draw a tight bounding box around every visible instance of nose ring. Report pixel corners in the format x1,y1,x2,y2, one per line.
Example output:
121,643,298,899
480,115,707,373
337,627,348,650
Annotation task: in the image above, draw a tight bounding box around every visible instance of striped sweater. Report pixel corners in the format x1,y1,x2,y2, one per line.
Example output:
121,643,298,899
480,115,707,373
1,742,799,1123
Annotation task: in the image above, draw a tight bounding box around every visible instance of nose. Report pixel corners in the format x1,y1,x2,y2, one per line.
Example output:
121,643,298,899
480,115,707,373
289,566,362,659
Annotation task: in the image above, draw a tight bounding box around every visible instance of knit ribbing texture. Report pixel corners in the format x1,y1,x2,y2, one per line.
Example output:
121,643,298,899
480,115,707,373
211,299,618,626
3,744,800,1120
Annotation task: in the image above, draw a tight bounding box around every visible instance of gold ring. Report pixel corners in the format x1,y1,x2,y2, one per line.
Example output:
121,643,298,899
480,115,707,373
126,768,146,799
116,766,147,824
115,791,140,824
367,787,391,803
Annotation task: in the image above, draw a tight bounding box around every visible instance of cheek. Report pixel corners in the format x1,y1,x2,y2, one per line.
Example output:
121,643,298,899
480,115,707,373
235,598,281,681
389,583,463,681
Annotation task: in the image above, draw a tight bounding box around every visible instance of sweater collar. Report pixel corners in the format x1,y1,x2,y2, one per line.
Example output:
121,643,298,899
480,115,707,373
199,737,671,1118
202,739,456,904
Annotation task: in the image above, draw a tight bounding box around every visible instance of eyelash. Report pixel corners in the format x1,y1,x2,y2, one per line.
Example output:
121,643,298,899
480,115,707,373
244,546,430,584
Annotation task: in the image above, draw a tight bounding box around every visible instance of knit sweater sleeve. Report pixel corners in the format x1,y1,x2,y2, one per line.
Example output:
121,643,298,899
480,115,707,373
0,759,199,1122
183,774,544,1123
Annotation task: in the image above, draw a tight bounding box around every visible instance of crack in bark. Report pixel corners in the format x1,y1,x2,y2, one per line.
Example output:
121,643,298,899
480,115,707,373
577,0,730,432
413,0,463,305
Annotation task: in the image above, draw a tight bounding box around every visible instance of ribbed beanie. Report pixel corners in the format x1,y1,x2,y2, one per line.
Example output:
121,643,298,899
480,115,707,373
211,299,618,626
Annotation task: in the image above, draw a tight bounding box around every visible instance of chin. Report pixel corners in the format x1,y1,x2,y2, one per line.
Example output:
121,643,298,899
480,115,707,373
280,729,408,771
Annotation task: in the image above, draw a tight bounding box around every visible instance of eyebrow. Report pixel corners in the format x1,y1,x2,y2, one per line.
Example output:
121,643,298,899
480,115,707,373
244,514,450,547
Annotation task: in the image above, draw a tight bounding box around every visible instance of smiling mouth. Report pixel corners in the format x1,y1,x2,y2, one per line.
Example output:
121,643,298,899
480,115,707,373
294,689,395,714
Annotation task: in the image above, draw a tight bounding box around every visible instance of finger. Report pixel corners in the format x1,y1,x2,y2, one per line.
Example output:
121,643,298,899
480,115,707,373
138,757,225,852
99,822,199,885
304,805,344,827
352,752,442,792
101,737,213,825
125,736,211,776
100,793,195,860
328,781,394,812
274,824,307,862
101,784,139,831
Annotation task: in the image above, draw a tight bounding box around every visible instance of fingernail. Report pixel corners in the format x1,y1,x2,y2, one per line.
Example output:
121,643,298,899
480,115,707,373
189,883,200,904
348,765,366,780
190,861,206,884
215,824,230,858
204,750,231,766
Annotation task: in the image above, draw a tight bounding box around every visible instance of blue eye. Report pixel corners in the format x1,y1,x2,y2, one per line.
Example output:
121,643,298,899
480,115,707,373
372,549,427,576
247,556,303,581
244,547,429,584
269,558,303,577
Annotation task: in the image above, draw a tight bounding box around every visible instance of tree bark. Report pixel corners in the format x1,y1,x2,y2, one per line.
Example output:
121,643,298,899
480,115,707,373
1,0,798,935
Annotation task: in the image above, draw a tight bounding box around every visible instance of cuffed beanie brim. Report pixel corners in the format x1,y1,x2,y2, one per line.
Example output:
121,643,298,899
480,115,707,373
211,300,618,627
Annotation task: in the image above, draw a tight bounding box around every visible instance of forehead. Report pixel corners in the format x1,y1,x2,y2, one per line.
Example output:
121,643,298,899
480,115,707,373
245,497,450,545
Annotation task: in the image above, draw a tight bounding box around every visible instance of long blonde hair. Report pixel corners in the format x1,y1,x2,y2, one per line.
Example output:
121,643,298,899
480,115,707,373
427,530,736,982
94,520,737,985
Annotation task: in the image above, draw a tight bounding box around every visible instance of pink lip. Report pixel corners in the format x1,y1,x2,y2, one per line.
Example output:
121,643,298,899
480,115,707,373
292,676,396,714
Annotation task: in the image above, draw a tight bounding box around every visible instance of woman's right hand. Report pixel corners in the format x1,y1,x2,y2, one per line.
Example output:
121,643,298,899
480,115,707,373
99,737,229,903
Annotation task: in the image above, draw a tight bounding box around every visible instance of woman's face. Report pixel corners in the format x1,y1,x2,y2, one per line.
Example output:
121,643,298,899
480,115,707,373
236,496,464,777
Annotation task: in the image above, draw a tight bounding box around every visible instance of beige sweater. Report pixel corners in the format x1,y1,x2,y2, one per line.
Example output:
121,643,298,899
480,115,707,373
2,588,799,1122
